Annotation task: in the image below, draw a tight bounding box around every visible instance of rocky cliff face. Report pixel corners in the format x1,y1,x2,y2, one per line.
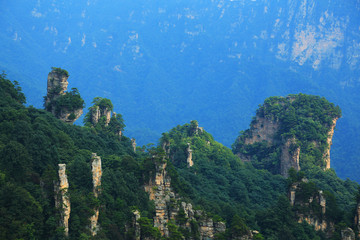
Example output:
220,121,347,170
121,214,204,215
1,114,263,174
280,137,301,177
90,153,102,236
144,158,226,239
55,163,70,237
354,202,360,238
244,117,280,145
239,111,338,177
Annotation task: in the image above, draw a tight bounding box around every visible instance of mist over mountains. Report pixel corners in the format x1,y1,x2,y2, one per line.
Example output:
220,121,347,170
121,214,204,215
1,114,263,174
0,0,359,181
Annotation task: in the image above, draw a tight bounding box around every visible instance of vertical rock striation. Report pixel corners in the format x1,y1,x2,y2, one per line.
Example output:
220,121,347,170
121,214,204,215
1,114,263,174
55,164,70,237
90,153,102,236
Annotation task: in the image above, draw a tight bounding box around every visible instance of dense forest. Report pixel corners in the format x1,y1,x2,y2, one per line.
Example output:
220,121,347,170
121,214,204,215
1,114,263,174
0,71,359,239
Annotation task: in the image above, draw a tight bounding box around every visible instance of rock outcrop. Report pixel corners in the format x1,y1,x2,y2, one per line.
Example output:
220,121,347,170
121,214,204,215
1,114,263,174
46,69,69,105
91,105,111,126
324,118,338,170
90,153,102,236
132,210,141,240
55,164,70,237
240,114,337,177
144,158,226,239
234,94,341,177
289,181,330,232
45,68,83,124
186,143,194,167
132,138,136,152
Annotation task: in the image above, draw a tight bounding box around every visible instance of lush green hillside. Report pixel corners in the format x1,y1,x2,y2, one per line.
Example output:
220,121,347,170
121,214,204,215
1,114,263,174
160,120,359,239
0,73,157,239
0,73,359,239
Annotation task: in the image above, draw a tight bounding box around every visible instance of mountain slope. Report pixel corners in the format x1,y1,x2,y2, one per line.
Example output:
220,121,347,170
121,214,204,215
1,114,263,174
0,0,359,181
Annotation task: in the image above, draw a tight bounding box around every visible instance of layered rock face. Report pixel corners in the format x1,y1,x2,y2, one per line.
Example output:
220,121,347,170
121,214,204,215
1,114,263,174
144,159,225,239
55,164,70,236
90,153,102,236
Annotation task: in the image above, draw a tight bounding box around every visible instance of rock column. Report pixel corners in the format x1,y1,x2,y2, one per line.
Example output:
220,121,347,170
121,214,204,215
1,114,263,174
186,143,193,167
55,164,70,237
90,153,102,236
131,138,136,152
324,118,338,169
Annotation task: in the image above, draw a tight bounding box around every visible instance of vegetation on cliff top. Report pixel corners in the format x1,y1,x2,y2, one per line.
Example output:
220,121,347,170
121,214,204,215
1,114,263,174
232,94,342,173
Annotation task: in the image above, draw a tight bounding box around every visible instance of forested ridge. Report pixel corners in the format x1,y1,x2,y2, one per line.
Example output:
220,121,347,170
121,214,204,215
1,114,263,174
0,72,359,239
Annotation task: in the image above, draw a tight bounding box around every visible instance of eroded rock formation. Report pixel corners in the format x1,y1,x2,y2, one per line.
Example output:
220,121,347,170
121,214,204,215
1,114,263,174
289,182,330,232
280,137,300,177
324,118,338,169
91,106,111,126
90,153,102,236
55,164,70,237
46,70,69,105
186,143,194,167
132,210,141,240
241,113,337,176
132,138,136,152
144,158,225,239
45,68,83,123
